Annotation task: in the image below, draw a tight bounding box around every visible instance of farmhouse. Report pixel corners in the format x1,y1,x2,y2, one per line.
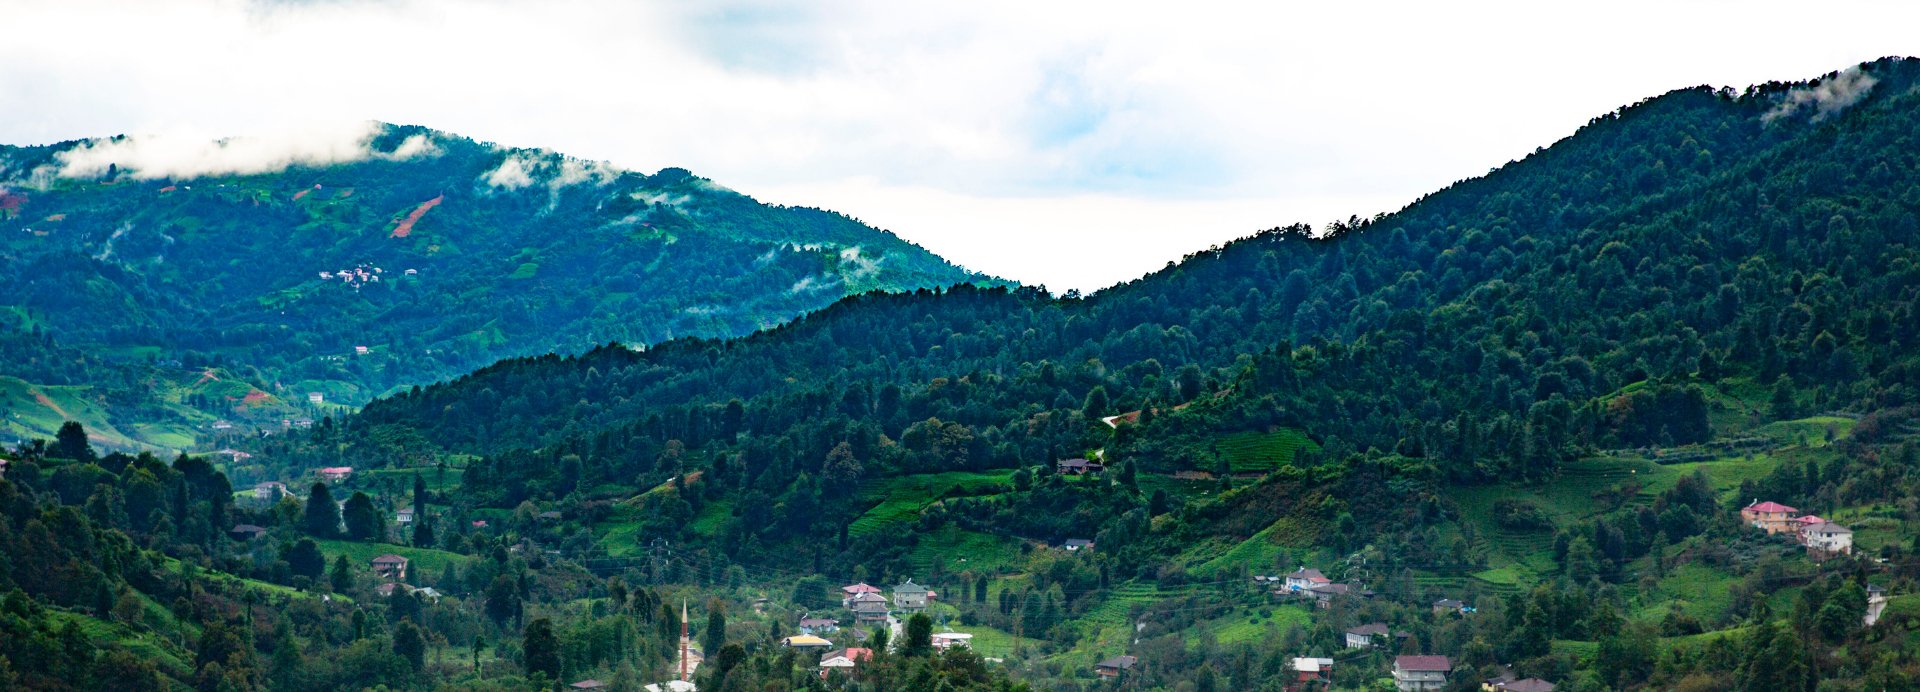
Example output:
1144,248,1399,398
1485,678,1557,692
569,680,608,690
370,554,409,580
395,506,416,525
1062,538,1094,552
931,632,973,650
892,579,930,613
1346,622,1391,648
308,392,325,405
1304,583,1356,608
1741,500,1800,535
318,466,353,482
1802,521,1854,558
1283,567,1330,591
1056,458,1105,475
1393,655,1452,691
253,482,289,501
1433,598,1466,615
1094,655,1137,678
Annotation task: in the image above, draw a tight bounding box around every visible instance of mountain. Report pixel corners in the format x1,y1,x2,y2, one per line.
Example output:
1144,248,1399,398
0,124,993,450
7,59,1920,690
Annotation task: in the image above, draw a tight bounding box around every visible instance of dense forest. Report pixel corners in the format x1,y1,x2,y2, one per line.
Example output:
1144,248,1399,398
7,59,1920,690
0,125,991,450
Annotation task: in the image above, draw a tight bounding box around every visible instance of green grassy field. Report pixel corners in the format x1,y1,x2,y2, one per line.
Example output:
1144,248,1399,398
848,471,1015,538
1207,603,1313,645
1190,518,1306,577
1214,429,1320,473
907,525,1026,575
315,539,474,577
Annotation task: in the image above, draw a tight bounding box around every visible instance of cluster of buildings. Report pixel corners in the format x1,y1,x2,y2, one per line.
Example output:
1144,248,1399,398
1741,500,1854,558
782,579,961,679
1256,567,1377,609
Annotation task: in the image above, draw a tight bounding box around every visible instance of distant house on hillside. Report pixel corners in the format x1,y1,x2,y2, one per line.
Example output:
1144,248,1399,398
1346,622,1390,648
818,647,873,678
569,680,608,690
396,507,416,525
1063,538,1094,552
228,524,268,541
893,579,930,613
253,481,289,501
318,466,353,482
1486,678,1557,692
1741,500,1800,534
1056,458,1104,475
308,392,325,405
931,632,973,650
1393,655,1452,691
370,554,409,580
1283,568,1330,591
1433,598,1466,615
1094,655,1137,678
1802,521,1854,558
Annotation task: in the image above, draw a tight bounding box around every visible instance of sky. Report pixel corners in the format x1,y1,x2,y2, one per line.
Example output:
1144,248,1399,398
4,0,1919,292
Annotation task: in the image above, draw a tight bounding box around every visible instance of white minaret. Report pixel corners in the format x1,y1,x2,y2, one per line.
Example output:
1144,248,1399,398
680,599,691,682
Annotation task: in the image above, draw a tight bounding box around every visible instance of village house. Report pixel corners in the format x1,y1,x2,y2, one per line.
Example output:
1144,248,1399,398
818,648,873,678
1063,538,1094,552
318,466,353,482
228,524,268,541
1283,567,1331,591
1802,521,1854,558
308,392,325,405
1741,500,1800,535
798,617,839,635
642,682,696,692
848,593,890,624
1393,655,1452,691
1304,583,1360,608
892,579,930,613
1484,678,1556,692
253,481,289,501
1094,655,1137,678
1056,458,1105,475
1346,622,1391,648
396,507,416,525
370,554,409,581
1433,598,1466,615
931,632,973,650
212,420,234,431
841,582,881,605
569,680,608,690
781,635,833,651
1292,657,1334,685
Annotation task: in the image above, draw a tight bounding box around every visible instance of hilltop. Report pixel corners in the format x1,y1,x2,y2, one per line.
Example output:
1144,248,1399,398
0,124,994,450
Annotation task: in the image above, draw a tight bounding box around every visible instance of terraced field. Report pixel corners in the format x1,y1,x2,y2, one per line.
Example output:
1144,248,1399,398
848,471,1014,538
1214,429,1319,473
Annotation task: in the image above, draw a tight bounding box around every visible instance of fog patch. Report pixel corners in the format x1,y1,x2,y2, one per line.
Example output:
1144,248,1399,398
35,122,437,182
1764,68,1879,123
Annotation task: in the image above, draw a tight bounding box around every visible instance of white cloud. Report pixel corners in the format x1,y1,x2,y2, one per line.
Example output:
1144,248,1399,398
3,0,1918,290
1764,67,1880,123
36,121,433,182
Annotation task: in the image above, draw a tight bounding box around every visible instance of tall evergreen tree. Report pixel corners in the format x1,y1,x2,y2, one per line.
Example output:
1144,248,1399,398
303,483,340,538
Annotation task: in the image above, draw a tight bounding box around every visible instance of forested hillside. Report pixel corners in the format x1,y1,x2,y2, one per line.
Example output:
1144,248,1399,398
7,59,1920,690
0,125,989,450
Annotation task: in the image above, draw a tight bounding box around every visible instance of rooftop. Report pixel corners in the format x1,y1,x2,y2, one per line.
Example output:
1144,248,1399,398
1396,655,1452,672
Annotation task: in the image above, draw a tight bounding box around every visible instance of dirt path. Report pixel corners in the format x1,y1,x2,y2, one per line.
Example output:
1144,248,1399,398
29,387,71,421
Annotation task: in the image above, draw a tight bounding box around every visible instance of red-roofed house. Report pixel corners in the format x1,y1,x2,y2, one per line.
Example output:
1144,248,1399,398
1741,500,1799,535
1394,655,1452,690
318,466,354,482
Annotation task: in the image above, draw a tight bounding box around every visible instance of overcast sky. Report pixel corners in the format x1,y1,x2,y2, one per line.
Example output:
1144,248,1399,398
5,0,1918,291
